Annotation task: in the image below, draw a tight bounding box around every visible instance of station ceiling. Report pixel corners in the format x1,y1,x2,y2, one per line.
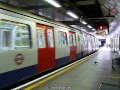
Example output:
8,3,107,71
0,0,115,35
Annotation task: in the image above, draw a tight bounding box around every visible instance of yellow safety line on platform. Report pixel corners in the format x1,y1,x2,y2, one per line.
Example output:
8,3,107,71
24,52,97,90
105,76,120,79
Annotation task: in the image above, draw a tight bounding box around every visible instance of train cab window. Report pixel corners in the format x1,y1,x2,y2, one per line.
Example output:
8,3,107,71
0,20,31,50
58,31,67,47
47,29,54,48
37,27,46,48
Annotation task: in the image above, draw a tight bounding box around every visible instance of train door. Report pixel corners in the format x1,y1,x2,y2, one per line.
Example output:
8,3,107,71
36,24,55,72
69,31,76,61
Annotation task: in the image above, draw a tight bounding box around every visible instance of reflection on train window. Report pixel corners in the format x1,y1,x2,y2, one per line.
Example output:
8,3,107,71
58,31,67,47
0,20,31,50
47,29,54,48
37,27,46,48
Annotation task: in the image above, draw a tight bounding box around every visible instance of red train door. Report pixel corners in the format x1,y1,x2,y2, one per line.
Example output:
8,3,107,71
69,31,76,61
36,24,55,72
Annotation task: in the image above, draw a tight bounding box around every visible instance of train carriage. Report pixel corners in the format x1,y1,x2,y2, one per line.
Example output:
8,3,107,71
0,2,99,89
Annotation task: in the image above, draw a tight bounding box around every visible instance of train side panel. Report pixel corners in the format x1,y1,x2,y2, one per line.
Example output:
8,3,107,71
0,3,99,88
54,26,70,66
0,14,37,88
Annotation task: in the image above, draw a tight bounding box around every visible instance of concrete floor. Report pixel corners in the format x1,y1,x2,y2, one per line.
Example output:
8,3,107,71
32,47,120,90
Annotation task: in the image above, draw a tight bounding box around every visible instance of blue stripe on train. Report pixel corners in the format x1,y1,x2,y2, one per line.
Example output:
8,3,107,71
56,56,69,66
0,64,37,89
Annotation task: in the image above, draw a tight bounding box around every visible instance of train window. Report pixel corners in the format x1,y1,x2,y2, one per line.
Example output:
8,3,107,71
14,25,31,49
69,33,73,46
92,37,95,49
69,33,76,46
47,29,54,48
2,30,11,49
84,34,88,49
58,31,67,47
37,27,46,48
0,20,31,50
73,34,76,46
77,34,80,43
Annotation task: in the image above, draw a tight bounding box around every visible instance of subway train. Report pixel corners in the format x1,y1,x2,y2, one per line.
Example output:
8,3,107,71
0,2,99,89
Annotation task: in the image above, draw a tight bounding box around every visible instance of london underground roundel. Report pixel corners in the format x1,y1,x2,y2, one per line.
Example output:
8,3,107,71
14,53,24,65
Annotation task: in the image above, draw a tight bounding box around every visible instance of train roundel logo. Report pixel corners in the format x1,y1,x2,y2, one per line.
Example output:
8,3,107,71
15,53,24,65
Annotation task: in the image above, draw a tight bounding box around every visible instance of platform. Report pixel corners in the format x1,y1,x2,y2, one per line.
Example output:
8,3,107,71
17,47,120,90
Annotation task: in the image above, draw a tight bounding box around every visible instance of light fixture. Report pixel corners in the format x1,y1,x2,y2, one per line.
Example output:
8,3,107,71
67,11,79,19
92,28,95,31
81,21,87,25
98,25,104,30
87,25,92,28
44,0,61,8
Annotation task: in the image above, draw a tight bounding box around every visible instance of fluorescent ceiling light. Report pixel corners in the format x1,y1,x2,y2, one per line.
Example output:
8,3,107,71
92,28,95,31
81,21,87,25
87,25,92,28
44,0,61,8
67,11,79,19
